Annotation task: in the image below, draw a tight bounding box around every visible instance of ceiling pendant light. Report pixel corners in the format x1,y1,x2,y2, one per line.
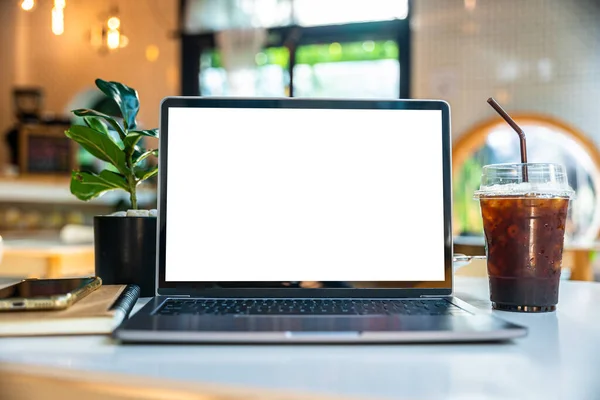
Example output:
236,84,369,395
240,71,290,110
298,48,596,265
52,0,66,35
21,0,35,11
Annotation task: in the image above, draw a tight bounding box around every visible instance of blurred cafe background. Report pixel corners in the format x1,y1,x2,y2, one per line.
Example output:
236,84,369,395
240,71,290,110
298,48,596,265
0,0,599,282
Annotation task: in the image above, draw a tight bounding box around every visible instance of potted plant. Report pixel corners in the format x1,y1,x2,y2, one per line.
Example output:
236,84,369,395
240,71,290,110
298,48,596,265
65,78,158,296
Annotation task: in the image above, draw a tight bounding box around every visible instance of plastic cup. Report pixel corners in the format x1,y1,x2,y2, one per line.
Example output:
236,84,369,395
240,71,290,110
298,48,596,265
474,163,574,312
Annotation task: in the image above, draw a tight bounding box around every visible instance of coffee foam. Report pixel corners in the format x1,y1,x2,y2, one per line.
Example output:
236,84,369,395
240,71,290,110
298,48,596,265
474,182,575,199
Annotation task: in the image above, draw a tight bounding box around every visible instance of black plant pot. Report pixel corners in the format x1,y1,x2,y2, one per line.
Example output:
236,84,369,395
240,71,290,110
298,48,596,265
94,216,157,297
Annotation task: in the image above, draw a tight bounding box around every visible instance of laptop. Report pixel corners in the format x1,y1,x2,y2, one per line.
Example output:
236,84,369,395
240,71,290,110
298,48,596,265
114,97,527,343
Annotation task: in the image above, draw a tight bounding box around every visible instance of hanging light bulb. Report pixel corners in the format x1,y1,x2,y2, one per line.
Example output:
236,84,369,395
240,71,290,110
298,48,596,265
107,16,120,30
21,0,35,11
89,8,128,53
52,0,66,36
145,45,160,62
107,29,120,50
119,35,129,49
52,7,64,35
106,14,125,50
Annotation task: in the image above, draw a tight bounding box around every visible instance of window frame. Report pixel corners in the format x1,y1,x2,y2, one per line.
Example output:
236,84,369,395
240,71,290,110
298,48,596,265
179,1,412,98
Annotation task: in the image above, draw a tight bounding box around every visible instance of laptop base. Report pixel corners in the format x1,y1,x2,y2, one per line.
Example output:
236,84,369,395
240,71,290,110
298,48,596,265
114,297,527,344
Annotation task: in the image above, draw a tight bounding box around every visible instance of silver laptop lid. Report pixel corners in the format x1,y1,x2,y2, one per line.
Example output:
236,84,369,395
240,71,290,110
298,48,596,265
157,98,452,297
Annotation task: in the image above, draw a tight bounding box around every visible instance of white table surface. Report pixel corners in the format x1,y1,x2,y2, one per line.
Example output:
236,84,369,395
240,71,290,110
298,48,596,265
1,277,600,400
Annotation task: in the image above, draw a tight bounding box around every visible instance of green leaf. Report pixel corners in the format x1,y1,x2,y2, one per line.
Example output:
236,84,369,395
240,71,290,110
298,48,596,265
133,149,158,167
65,125,127,174
130,129,158,138
95,78,140,131
70,170,129,201
132,145,143,159
83,116,109,135
124,135,142,151
82,116,124,150
135,167,158,183
73,109,126,139
123,129,158,150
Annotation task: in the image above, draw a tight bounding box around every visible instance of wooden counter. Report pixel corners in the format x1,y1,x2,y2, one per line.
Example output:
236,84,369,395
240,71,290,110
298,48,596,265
0,239,94,278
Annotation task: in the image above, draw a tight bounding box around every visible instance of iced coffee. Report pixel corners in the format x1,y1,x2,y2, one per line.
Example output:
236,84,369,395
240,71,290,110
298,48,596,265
474,163,574,312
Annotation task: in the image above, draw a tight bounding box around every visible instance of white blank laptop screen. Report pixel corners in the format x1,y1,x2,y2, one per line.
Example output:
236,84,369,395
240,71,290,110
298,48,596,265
165,107,445,282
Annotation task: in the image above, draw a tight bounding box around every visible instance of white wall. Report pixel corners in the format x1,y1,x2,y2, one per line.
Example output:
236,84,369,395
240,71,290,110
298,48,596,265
412,0,600,144
4,0,600,152
0,1,19,168
5,0,179,131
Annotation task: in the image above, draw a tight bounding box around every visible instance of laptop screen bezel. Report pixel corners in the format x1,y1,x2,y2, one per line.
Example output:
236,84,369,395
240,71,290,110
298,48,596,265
156,97,453,297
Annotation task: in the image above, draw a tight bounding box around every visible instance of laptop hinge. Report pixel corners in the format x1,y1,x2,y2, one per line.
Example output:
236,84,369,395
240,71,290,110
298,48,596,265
420,294,452,298
165,295,191,298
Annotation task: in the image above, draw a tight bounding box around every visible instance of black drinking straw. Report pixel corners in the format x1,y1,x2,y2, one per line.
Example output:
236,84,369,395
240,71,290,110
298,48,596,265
487,97,529,182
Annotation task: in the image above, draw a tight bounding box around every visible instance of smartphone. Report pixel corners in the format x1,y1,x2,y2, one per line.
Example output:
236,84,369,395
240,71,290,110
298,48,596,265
0,277,102,311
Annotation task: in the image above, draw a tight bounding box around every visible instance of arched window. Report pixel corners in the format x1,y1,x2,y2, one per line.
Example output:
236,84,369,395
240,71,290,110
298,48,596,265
453,114,600,244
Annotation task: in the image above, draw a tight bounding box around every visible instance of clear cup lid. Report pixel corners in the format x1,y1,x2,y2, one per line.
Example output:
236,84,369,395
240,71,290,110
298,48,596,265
473,163,575,199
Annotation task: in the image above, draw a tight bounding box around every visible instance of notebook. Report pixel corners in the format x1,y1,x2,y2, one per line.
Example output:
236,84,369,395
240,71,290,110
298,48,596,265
0,284,140,337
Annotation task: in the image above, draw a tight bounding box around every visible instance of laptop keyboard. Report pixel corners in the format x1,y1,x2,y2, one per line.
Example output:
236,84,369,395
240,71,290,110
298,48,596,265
155,299,469,316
